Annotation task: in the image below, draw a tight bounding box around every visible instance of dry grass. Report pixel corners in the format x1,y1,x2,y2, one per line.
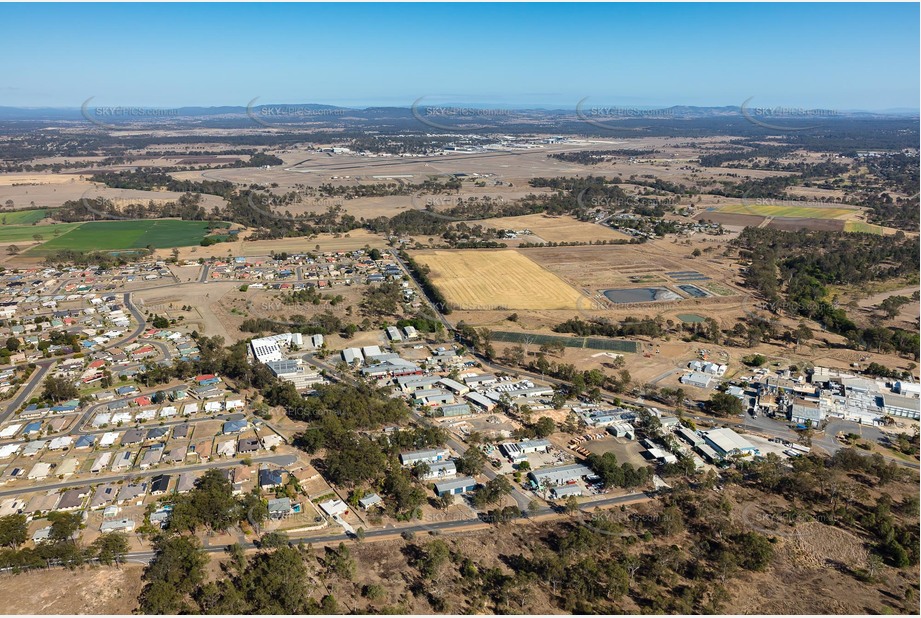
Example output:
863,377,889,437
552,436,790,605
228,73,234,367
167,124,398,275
413,249,585,310
485,213,632,242
0,564,144,614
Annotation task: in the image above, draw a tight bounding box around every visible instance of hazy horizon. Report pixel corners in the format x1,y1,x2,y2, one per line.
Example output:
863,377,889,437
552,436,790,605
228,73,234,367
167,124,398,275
0,2,918,111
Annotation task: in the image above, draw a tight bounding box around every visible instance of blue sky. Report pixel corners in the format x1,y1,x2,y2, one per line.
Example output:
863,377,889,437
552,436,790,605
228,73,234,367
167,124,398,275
1,2,918,110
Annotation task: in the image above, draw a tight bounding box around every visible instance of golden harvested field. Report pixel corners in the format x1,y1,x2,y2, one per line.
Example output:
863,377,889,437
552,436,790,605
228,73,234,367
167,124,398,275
413,249,585,310
485,213,632,242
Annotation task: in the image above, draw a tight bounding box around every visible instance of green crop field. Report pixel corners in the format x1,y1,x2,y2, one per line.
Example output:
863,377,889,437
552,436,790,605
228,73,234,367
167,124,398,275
717,203,855,219
0,209,50,225
0,223,81,244
25,219,225,255
844,221,886,235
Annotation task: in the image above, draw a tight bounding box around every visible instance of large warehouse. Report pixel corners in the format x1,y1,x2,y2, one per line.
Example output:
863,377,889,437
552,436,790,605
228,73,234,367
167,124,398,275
529,463,593,487
701,428,759,458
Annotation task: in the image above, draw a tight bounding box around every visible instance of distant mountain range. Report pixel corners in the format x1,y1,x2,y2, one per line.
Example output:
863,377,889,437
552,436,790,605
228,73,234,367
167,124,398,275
0,103,916,121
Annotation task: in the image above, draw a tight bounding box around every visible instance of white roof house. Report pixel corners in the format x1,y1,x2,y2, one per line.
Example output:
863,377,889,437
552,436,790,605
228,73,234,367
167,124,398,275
48,436,74,451
28,462,54,480
0,444,22,459
100,431,120,447
319,499,349,517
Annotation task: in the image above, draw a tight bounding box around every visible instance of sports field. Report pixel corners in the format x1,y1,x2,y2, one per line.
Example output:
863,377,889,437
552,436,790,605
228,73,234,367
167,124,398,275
25,219,225,255
716,203,856,219
413,249,585,310
0,209,49,225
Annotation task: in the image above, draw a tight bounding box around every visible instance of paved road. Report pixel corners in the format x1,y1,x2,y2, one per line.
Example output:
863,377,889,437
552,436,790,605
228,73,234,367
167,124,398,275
122,488,654,565
1,360,55,423
1,292,147,420
390,257,921,474
0,454,297,500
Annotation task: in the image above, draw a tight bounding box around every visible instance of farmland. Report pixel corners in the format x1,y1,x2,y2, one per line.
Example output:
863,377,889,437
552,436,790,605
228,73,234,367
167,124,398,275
714,203,858,219
0,208,50,225
0,222,80,244
485,212,633,243
412,248,586,310
23,219,227,255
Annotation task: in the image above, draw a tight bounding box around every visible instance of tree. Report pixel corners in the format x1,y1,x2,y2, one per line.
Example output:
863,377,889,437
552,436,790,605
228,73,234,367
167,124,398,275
563,495,580,515
416,539,451,578
92,532,130,565
168,469,240,532
41,376,79,403
238,546,313,613
47,511,82,543
533,416,556,438
0,514,27,548
4,337,19,352
794,322,813,345
456,446,486,476
472,476,513,508
6,245,19,255
258,531,289,548
140,535,208,613
707,392,744,417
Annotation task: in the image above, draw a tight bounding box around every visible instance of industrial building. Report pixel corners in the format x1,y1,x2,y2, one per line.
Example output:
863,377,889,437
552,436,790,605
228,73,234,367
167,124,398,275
529,463,593,487
266,359,324,390
434,476,477,496
420,460,457,480
879,393,921,420
701,428,759,458
430,403,472,418
680,371,712,389
400,448,450,466
500,439,551,460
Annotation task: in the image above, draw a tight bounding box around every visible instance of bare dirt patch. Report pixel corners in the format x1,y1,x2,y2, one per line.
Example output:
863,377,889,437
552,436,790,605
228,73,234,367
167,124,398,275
0,564,144,614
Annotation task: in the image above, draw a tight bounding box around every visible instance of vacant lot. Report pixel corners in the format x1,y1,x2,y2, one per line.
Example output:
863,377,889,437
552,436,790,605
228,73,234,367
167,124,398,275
0,564,143,614
413,249,585,310
485,213,632,242
25,219,223,255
